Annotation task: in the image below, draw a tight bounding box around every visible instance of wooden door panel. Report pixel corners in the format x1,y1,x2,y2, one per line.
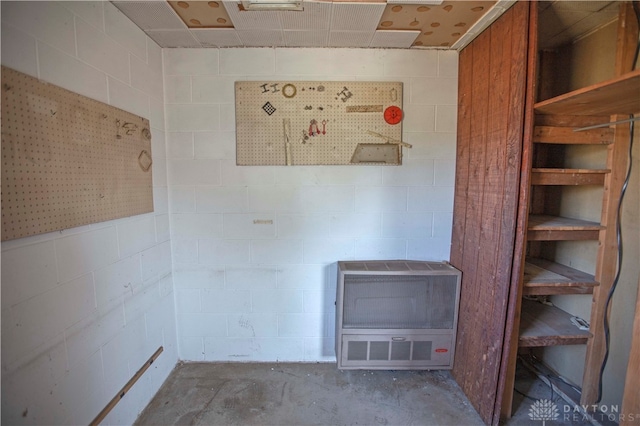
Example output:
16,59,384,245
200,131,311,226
450,2,533,424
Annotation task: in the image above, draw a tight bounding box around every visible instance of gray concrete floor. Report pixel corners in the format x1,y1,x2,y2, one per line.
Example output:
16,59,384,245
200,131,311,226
135,362,594,425
507,362,595,426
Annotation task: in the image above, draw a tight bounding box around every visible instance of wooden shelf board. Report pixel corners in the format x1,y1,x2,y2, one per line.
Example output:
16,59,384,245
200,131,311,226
528,215,603,231
519,299,592,347
531,168,609,185
533,125,614,145
523,258,598,295
534,69,640,116
524,286,595,295
527,215,602,241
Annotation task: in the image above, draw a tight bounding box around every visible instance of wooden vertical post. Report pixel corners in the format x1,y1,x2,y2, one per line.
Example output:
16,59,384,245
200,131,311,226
620,278,640,424
581,1,638,405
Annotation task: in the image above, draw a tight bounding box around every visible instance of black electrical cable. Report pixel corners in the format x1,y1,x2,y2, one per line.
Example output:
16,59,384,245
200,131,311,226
514,387,537,401
595,5,640,403
524,353,582,393
549,373,581,393
596,117,635,404
515,355,570,405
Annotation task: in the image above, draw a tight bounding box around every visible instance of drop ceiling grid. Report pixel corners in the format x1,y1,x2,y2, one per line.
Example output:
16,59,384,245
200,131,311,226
110,0,618,50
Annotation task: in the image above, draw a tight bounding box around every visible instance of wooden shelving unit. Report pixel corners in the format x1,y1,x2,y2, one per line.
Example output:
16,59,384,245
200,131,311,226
515,14,639,406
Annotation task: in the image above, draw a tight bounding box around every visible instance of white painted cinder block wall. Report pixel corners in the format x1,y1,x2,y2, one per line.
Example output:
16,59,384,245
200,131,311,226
0,1,459,422
1,2,178,425
164,48,459,361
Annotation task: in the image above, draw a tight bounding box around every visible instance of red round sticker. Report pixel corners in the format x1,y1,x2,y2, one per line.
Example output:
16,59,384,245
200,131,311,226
384,106,403,125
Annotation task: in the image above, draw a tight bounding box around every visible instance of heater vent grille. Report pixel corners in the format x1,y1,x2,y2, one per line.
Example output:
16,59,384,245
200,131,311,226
341,335,451,368
345,339,434,362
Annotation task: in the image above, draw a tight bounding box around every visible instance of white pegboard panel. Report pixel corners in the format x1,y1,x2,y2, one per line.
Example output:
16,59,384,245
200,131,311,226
1,66,153,241
235,81,404,166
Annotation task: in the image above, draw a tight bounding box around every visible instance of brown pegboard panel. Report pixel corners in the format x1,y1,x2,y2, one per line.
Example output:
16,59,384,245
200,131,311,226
1,66,154,241
235,81,404,166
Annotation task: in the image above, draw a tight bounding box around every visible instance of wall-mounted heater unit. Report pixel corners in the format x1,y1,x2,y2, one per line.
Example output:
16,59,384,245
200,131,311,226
336,260,461,370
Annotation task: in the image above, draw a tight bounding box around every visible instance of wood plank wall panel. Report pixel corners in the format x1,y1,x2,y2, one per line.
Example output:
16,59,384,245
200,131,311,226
449,2,531,424
497,3,538,420
456,25,490,401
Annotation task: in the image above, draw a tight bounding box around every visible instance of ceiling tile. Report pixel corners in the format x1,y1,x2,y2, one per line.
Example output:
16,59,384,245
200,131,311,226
168,1,234,28
328,31,374,48
450,2,510,49
378,1,496,48
283,30,329,47
107,0,618,50
146,30,202,47
236,29,285,46
370,30,420,48
191,28,244,46
223,1,283,30
330,3,386,31
111,1,186,30
280,2,332,30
